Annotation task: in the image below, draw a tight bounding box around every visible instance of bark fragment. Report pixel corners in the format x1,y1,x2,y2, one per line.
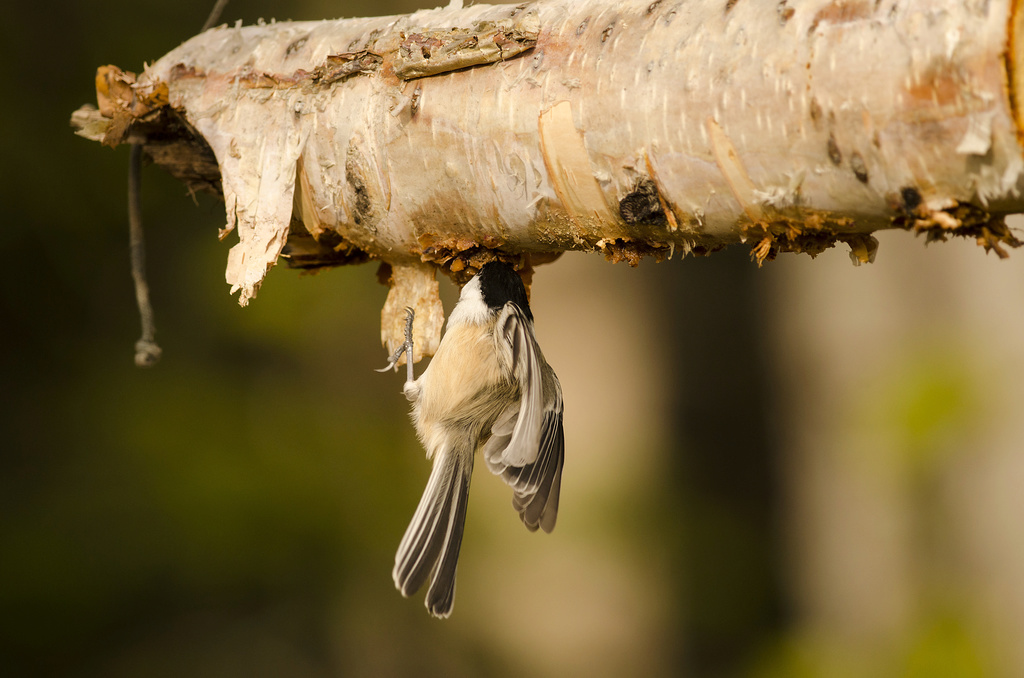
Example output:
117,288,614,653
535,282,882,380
394,5,540,79
378,263,445,363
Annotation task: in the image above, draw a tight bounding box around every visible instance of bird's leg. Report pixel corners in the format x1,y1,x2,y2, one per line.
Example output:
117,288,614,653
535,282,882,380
376,307,416,384
402,306,415,384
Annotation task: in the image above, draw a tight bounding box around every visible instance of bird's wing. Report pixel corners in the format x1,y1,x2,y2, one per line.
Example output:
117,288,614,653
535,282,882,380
482,303,565,532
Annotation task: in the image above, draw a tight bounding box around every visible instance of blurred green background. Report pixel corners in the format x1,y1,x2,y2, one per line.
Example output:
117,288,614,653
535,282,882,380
4,1,1024,676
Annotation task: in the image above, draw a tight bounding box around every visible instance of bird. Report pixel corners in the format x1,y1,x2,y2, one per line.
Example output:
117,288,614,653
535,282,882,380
378,261,564,617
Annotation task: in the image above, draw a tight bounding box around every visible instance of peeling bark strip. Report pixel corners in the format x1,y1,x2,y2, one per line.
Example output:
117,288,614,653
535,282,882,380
310,51,383,85
74,0,1024,310
394,5,540,79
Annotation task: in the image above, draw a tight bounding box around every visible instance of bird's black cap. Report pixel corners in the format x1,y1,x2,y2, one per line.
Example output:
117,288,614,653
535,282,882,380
477,261,533,321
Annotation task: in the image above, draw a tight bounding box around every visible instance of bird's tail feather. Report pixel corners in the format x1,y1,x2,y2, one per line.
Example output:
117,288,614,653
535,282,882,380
393,444,473,618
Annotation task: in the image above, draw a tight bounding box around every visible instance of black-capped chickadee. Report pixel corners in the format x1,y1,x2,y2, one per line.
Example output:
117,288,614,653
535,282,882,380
378,261,564,618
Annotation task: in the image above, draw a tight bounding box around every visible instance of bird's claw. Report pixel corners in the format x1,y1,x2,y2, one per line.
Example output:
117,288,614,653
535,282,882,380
375,345,407,373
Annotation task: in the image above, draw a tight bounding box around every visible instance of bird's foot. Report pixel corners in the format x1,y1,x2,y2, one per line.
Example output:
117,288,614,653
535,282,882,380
375,307,416,383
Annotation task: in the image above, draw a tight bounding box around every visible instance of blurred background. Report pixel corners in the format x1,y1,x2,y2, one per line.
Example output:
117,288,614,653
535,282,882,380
3,0,1024,676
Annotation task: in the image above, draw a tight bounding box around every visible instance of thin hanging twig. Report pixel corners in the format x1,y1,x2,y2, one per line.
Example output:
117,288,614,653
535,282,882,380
201,0,230,32
123,0,229,366
128,144,162,367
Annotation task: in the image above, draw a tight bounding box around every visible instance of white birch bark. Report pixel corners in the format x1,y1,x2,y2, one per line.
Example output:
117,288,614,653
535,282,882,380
73,0,1024,351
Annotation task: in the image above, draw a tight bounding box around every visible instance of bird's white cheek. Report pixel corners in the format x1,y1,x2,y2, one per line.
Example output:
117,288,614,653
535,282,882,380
448,278,490,327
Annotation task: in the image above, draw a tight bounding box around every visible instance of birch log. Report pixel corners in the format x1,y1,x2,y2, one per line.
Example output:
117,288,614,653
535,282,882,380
72,0,1024,353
